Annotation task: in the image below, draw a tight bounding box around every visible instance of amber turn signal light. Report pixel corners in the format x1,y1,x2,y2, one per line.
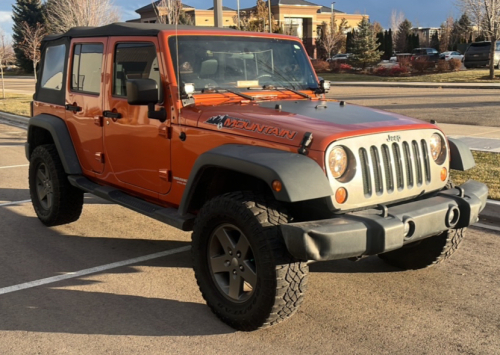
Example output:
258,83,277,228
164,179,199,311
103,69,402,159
440,167,448,182
335,187,348,204
272,180,282,192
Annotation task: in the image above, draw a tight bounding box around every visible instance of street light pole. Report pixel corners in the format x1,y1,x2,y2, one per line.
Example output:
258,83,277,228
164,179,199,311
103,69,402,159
268,0,272,33
214,0,223,28
237,0,240,29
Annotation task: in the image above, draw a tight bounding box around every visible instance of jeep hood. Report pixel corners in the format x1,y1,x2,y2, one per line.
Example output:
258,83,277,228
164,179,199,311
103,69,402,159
190,99,437,151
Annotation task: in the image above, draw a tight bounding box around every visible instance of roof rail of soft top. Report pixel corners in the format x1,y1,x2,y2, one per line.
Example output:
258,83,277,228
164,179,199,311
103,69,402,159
42,22,236,42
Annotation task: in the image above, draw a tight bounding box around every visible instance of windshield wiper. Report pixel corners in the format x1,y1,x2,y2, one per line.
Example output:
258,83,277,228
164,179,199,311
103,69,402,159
203,87,255,101
262,85,312,100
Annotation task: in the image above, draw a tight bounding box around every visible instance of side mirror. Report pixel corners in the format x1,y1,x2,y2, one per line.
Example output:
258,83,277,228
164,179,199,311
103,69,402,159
317,77,330,94
126,78,166,122
126,79,159,105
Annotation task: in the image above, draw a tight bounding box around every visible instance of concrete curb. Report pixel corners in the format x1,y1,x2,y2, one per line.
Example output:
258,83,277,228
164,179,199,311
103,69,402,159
482,200,500,225
329,82,500,90
0,111,29,126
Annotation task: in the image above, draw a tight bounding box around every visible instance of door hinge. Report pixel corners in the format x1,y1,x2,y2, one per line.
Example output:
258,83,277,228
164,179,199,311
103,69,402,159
95,152,105,163
94,116,103,127
159,125,171,139
159,169,171,181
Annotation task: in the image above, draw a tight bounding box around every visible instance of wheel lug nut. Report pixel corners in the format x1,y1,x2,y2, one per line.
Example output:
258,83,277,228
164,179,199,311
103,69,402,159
237,252,241,258
233,270,237,275
239,265,244,271
228,250,233,255
224,261,230,267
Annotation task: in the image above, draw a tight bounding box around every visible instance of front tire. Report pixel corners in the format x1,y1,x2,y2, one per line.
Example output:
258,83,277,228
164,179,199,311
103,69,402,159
192,192,308,331
378,228,466,270
29,144,84,226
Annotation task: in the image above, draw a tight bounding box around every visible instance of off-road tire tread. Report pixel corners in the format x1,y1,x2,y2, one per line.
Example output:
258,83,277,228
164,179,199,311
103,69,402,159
192,191,308,331
29,144,83,226
378,228,466,270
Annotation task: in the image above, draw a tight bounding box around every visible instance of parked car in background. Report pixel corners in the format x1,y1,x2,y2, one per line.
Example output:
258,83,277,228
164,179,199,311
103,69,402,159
411,48,440,62
327,53,351,62
464,41,500,68
440,51,464,61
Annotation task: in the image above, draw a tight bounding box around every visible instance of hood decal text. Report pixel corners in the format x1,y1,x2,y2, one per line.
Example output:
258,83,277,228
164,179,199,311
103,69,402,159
205,115,297,140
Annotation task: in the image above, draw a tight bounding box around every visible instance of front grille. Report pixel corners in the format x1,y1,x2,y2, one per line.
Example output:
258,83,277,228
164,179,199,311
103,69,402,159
359,139,432,198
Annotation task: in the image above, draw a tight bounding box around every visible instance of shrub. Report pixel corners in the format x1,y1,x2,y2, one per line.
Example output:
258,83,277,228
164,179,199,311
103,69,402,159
339,63,352,72
389,66,409,76
449,58,462,71
398,56,411,69
412,58,433,74
312,60,330,73
436,60,449,73
374,66,388,76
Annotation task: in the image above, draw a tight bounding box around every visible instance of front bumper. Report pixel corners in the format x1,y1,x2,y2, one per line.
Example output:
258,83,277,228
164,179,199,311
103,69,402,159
280,180,488,261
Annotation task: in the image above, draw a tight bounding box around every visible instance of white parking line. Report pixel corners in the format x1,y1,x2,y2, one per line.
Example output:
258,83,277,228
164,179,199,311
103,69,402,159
0,199,31,207
0,164,29,169
0,246,192,296
487,199,500,206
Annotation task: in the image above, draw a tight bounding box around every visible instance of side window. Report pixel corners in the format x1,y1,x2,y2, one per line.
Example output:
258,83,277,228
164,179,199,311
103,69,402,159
113,42,160,97
41,44,66,90
71,43,104,94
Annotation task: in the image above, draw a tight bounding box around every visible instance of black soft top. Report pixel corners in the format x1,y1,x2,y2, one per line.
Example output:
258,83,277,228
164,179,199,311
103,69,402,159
43,22,236,42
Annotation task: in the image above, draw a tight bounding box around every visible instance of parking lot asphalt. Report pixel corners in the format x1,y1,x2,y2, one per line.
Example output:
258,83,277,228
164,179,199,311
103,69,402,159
1,117,500,353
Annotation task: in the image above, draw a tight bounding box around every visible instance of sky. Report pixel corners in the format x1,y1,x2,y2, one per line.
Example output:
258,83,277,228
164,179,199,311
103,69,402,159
1,0,460,40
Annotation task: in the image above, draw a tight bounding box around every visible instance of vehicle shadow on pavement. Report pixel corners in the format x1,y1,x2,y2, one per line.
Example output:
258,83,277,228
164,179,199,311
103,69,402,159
0,207,234,336
309,256,401,274
0,287,233,336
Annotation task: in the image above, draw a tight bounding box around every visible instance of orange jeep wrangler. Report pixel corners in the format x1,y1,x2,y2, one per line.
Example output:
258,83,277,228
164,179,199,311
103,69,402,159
27,23,487,331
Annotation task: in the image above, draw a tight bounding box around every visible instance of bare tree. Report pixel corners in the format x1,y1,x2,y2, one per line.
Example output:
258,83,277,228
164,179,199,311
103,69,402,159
17,22,45,83
440,16,455,52
154,0,183,25
0,30,15,99
390,10,405,44
458,0,500,78
320,15,349,59
46,0,120,33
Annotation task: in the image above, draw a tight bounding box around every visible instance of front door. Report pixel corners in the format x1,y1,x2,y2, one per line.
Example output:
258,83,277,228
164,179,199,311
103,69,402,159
66,38,107,174
103,37,171,195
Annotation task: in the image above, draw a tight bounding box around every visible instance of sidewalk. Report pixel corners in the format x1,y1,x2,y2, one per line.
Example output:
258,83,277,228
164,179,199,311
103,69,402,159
331,81,500,90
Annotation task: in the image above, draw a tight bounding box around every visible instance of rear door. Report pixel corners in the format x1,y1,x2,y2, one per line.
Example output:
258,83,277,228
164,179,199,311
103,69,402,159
102,37,171,195
65,38,107,174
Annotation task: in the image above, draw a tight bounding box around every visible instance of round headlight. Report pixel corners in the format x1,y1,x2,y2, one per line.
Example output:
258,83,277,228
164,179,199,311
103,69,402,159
329,146,348,179
429,133,445,162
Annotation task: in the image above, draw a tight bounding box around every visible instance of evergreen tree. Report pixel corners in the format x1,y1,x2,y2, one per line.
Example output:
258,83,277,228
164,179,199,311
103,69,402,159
12,0,45,73
350,17,382,69
386,29,393,57
430,32,440,51
396,19,412,52
376,31,385,55
346,30,355,53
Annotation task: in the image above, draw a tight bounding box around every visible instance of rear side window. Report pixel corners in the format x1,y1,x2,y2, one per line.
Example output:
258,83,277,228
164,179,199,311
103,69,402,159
71,43,104,94
41,44,66,90
113,42,160,97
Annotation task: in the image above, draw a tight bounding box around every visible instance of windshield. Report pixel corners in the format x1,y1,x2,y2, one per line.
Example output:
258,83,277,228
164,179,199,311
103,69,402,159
168,36,318,93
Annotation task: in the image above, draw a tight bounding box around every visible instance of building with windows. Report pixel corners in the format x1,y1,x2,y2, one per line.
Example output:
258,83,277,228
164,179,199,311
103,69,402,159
130,1,368,58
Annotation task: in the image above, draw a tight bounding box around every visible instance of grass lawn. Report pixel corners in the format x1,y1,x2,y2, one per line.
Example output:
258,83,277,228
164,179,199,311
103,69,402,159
0,93,32,117
451,151,500,200
321,69,500,83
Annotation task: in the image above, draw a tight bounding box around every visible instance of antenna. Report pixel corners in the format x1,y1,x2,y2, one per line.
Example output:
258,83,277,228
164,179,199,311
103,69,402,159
175,18,181,122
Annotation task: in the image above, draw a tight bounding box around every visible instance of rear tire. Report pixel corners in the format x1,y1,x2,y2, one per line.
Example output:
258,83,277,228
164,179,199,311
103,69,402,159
192,191,308,331
378,228,466,270
29,144,84,226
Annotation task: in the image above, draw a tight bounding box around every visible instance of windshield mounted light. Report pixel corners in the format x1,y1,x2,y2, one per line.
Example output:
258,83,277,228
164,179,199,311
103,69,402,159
183,83,195,97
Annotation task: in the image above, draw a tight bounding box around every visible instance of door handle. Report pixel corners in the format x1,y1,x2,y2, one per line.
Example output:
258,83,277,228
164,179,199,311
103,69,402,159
65,103,82,112
103,110,122,119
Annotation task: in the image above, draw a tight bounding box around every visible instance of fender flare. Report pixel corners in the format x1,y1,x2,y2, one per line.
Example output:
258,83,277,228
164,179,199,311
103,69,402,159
179,144,333,216
448,137,475,171
26,114,82,175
